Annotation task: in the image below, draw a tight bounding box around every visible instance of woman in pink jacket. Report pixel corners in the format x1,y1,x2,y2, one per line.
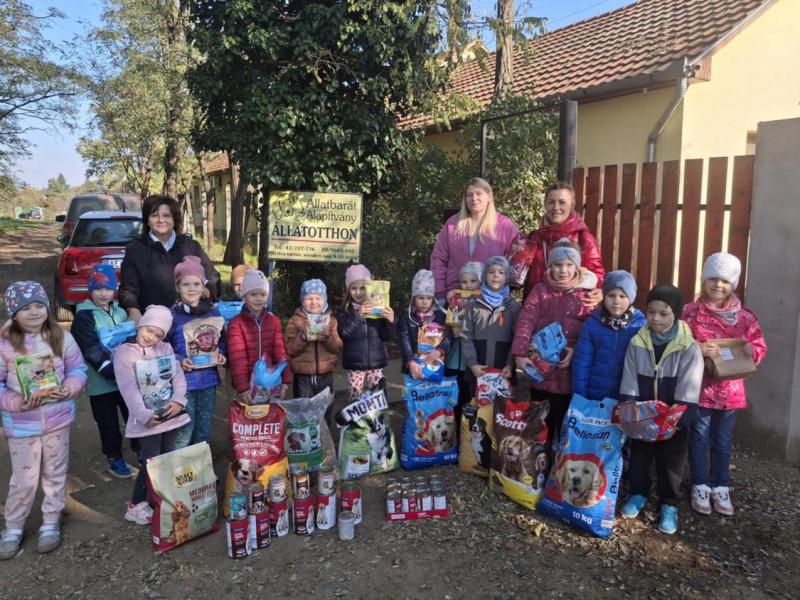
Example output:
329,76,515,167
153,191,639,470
430,178,519,302
683,253,766,517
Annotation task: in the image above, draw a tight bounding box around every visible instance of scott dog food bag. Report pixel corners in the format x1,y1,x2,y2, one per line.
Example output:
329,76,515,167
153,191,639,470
489,396,549,510
458,370,508,477
224,401,289,517
275,389,336,475
147,442,219,553
538,395,625,538
336,383,398,479
400,376,459,470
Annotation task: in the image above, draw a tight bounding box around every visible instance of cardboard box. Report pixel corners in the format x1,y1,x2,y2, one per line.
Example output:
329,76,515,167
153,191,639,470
705,338,756,380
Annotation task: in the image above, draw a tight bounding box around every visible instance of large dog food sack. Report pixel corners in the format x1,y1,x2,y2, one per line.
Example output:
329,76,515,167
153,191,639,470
147,442,219,553
489,396,549,510
336,383,398,479
400,376,459,470
224,402,289,517
538,395,625,538
458,370,509,477
275,389,336,475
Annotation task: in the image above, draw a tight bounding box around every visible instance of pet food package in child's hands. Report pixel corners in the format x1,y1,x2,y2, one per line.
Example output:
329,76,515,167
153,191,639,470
224,401,289,517
336,383,398,479
249,359,287,404
147,441,219,552
612,400,686,442
14,351,61,409
489,396,549,510
183,317,224,368
216,300,244,323
705,338,756,380
275,389,336,475
507,235,536,287
134,354,178,419
305,314,330,341
416,321,446,381
98,321,137,353
445,289,480,327
524,322,567,383
400,376,458,470
538,395,625,538
458,371,506,477
363,280,390,318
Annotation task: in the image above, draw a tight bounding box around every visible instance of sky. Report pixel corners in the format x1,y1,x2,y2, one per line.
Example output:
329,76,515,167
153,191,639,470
15,0,632,189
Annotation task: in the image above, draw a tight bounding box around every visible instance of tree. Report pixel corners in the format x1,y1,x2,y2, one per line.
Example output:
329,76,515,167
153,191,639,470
45,173,69,196
494,0,514,99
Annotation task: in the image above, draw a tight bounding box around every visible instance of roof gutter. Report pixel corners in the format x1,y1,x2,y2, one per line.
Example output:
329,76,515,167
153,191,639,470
647,58,694,163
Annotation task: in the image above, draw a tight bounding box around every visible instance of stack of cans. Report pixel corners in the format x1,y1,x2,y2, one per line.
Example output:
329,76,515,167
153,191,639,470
247,483,271,551
226,492,251,559
292,470,315,535
385,473,448,519
269,474,290,538
315,466,337,531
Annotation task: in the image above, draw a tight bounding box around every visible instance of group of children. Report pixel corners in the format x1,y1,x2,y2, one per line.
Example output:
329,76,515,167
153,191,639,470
0,240,765,558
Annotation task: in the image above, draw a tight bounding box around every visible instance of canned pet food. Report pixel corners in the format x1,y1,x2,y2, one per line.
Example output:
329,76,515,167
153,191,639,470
293,494,315,535
401,489,417,513
340,482,362,525
229,492,248,521
268,474,287,502
294,471,311,499
433,489,447,510
338,511,356,541
316,492,337,531
269,498,290,537
248,483,266,514
318,467,336,496
386,491,401,515
248,510,271,550
226,517,251,559
418,489,433,511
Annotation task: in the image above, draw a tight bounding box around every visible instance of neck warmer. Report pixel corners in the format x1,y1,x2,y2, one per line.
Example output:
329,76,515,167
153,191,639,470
650,323,679,346
601,307,634,331
702,294,742,326
480,282,509,308
546,270,581,293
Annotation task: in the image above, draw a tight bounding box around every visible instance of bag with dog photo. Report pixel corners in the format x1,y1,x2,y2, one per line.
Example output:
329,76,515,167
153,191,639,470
147,441,219,553
538,394,625,538
275,389,336,476
458,370,509,477
400,376,459,470
223,401,290,518
489,396,549,510
336,382,398,479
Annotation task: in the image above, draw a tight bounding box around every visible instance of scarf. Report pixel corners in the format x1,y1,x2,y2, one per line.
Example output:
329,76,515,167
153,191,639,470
546,270,581,294
415,309,434,323
176,298,213,316
649,323,679,347
537,212,589,246
480,283,509,309
600,307,634,331
702,294,742,326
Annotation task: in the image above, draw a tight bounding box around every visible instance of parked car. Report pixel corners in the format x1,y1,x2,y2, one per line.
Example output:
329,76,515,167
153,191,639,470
55,193,140,246
54,211,142,321
28,207,43,219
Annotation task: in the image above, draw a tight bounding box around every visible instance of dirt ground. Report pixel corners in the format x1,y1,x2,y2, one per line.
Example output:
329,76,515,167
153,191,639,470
0,224,798,599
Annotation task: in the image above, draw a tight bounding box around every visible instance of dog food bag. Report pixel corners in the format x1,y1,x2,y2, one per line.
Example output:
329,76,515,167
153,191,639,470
524,322,567,384
445,289,480,328
98,321,137,353
249,359,287,404
336,384,398,479
363,280,390,319
224,402,290,518
612,400,687,442
507,235,536,287
14,351,62,409
416,321,446,382
400,376,459,470
275,389,336,475
458,371,507,477
489,396,549,510
147,441,219,553
538,395,625,538
183,316,224,368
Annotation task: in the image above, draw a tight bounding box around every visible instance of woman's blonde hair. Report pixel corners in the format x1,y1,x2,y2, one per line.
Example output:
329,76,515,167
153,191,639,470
456,177,498,241
3,312,65,358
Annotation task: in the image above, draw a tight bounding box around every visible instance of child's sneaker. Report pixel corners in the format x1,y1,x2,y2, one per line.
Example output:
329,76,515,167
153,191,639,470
658,505,679,535
125,501,153,525
0,529,23,560
37,523,61,554
107,457,135,479
711,486,734,516
691,484,712,515
621,494,647,519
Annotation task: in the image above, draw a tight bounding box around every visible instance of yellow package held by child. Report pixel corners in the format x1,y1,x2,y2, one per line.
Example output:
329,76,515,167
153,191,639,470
363,280,390,319
446,289,480,328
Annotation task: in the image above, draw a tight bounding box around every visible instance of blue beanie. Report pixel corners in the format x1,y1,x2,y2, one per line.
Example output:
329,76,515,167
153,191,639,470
300,279,328,310
602,270,636,303
88,263,118,292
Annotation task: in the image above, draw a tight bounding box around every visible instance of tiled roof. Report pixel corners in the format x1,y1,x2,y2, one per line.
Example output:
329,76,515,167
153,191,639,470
202,152,230,174
401,0,770,129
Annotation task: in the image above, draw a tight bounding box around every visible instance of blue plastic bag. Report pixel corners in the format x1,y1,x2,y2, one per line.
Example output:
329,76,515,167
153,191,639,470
400,376,459,470
524,322,567,383
216,300,244,323
249,359,287,404
98,321,137,353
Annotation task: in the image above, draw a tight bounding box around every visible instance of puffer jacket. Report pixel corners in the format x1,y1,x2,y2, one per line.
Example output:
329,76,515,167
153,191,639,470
682,301,767,410
336,307,394,371
166,300,226,391
460,295,521,370
72,299,128,396
227,307,292,393
0,329,87,438
285,308,342,375
571,308,647,401
397,306,451,374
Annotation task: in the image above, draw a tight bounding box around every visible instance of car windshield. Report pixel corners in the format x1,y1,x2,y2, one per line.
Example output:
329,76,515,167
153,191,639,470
71,219,142,247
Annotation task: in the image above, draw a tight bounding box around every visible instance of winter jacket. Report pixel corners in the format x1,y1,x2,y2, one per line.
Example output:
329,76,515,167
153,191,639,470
571,308,647,401
228,307,292,393
430,213,519,299
619,321,704,407
397,306,451,374
0,329,87,439
165,300,227,391
119,234,220,312
336,307,395,371
682,301,767,410
72,299,128,396
113,339,189,438
460,295,521,370
285,308,342,375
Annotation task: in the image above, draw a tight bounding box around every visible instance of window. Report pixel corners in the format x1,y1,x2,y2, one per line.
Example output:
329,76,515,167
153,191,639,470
71,219,142,247
745,131,757,155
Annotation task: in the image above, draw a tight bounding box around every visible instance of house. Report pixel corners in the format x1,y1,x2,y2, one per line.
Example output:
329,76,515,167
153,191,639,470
407,0,800,167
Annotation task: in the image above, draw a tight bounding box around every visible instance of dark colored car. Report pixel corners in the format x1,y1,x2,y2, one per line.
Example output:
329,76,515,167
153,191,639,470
29,207,43,219
54,211,143,321
55,193,140,246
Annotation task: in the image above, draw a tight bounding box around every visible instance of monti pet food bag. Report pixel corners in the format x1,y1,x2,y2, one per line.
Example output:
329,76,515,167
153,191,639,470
401,376,459,470
489,396,549,510
147,442,219,553
363,280,390,318
275,389,336,475
336,384,398,479
538,395,625,538
458,370,509,477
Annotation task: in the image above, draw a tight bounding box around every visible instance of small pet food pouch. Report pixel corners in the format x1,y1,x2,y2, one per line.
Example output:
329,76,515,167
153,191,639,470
363,280,390,318
275,389,336,475
147,441,219,553
538,395,625,538
336,384,398,479
416,321,446,382
524,322,567,384
134,354,178,418
305,314,330,341
458,370,507,477
98,321,136,353
489,396,549,510
216,300,244,323
400,376,458,470
183,316,224,368
445,289,480,328
507,235,536,287
249,359,287,404
612,400,687,442
14,351,61,409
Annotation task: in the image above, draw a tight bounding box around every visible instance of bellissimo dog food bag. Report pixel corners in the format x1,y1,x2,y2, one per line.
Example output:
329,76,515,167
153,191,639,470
275,389,336,475
401,376,459,470
458,370,509,477
336,384,398,479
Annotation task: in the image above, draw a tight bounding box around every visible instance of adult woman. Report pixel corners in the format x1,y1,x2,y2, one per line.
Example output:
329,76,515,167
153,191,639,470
430,178,519,301
119,195,220,321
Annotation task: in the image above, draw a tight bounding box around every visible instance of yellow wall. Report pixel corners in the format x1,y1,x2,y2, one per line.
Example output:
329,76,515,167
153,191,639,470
421,129,469,158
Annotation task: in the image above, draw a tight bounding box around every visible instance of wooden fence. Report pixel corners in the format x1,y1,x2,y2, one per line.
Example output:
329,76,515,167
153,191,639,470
572,155,754,304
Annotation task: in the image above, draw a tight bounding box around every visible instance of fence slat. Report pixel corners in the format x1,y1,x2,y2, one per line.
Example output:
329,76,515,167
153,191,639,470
728,155,755,296
678,159,704,300
617,163,637,272
584,167,601,236
572,167,585,214
656,160,680,283
601,165,618,270
635,162,657,301
703,157,728,258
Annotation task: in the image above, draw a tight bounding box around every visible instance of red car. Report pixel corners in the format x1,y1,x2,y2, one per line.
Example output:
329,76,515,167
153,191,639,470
54,211,142,321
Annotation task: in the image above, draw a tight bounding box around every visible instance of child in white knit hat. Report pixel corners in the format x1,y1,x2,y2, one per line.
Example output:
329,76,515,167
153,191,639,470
398,269,450,379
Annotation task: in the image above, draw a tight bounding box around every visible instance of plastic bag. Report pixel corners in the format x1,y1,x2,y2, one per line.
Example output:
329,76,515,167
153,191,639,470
275,389,336,475
400,376,459,470
98,321,137,353
249,359,287,404
507,235,536,287
216,300,244,323
612,400,687,442
524,322,567,383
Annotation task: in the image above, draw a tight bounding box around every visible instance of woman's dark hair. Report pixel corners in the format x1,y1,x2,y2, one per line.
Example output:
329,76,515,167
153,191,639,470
545,181,575,197
141,194,182,237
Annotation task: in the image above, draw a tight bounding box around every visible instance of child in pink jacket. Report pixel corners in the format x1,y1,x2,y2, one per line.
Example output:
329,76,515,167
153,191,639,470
683,253,766,516
0,281,87,559
114,305,189,526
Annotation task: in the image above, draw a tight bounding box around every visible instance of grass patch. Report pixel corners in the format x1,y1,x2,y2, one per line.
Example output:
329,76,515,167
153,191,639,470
0,217,39,236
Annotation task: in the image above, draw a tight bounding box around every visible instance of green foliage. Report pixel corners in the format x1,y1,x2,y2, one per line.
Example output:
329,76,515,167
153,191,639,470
45,173,69,196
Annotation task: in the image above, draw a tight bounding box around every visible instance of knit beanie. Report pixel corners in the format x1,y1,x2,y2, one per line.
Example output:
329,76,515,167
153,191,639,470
231,264,252,285
241,269,270,296
4,281,50,317
411,269,436,298
459,261,483,283
483,256,510,283
646,284,684,320
701,252,741,288
174,255,206,284
300,279,328,306
88,263,118,292
547,239,581,268
345,264,371,288
138,304,173,335
603,270,637,303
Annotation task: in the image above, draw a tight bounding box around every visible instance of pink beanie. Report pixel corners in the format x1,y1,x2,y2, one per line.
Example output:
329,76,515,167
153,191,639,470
174,255,206,283
138,304,173,335
345,264,371,288
241,269,269,296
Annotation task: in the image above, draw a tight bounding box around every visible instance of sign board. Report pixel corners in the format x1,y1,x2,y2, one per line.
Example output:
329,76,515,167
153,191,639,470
267,191,362,263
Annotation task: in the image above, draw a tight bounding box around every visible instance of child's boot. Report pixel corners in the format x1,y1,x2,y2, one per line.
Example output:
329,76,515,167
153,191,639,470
37,523,61,554
710,486,734,516
621,494,647,519
0,529,23,560
658,505,678,535
691,484,712,515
